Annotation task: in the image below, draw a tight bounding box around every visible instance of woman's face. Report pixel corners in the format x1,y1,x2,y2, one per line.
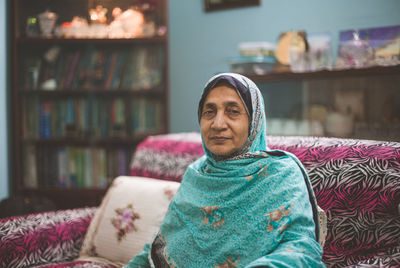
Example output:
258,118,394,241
200,85,250,156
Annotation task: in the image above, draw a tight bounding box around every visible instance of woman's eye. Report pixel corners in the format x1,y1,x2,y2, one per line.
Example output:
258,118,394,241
202,110,214,117
227,109,240,115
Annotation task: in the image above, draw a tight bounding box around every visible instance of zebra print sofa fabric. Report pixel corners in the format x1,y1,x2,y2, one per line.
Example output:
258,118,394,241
0,133,399,267
130,133,400,267
0,207,111,267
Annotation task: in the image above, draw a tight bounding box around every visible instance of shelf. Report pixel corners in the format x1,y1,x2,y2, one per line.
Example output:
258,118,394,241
245,65,400,83
22,186,108,192
17,36,167,45
21,187,108,209
19,88,165,97
22,134,159,146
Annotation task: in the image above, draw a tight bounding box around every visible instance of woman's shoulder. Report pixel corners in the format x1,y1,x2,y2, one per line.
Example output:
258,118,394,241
261,149,306,174
264,149,302,164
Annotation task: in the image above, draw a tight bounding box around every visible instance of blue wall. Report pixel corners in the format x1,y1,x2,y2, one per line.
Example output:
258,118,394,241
0,0,8,200
169,0,400,133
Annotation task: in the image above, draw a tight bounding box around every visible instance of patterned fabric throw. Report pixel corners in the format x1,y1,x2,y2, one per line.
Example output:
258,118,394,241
126,73,324,267
0,207,96,268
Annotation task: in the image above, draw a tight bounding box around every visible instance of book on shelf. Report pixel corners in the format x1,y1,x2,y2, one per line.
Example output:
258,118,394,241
54,52,67,88
72,47,92,89
99,99,110,138
106,150,114,186
120,49,137,89
131,47,148,89
23,145,38,188
57,147,68,187
110,98,126,137
64,50,82,89
68,147,77,187
110,50,128,89
74,148,83,187
39,101,52,138
91,148,99,187
103,51,119,88
97,148,107,187
84,148,93,187
131,98,163,134
117,149,128,176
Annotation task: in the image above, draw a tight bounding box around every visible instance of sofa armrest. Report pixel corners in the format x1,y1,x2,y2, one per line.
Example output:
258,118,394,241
0,207,96,268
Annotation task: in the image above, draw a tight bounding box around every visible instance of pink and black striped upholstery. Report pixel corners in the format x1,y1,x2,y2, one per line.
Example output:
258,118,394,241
1,133,399,267
0,207,116,268
130,133,400,268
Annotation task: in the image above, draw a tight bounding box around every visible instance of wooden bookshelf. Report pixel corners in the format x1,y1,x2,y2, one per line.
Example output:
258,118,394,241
10,0,169,209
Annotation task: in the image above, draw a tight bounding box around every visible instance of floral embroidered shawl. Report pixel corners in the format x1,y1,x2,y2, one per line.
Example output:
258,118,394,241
126,73,325,268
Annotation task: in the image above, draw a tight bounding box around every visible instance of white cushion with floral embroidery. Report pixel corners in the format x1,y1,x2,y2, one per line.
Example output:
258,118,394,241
79,176,180,266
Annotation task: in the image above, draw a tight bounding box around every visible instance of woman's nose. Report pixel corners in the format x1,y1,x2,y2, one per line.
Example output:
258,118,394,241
211,112,227,129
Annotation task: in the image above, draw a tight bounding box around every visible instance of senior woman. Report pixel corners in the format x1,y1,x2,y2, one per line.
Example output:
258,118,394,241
126,73,325,267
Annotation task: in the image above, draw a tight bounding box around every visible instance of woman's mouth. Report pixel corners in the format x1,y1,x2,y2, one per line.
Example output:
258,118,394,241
211,136,229,143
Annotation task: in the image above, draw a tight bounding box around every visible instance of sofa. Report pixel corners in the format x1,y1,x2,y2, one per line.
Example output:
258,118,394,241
0,133,399,268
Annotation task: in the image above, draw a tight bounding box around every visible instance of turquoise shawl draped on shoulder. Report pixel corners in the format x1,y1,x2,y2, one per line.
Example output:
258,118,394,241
126,73,325,268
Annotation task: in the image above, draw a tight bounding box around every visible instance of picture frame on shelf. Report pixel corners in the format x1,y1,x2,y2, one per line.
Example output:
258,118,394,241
204,0,260,12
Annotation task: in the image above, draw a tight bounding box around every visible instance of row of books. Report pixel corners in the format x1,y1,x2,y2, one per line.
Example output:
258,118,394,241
22,97,164,139
23,45,164,90
23,145,131,189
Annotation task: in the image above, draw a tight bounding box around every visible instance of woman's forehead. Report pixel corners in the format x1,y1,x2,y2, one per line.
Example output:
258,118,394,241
204,86,243,103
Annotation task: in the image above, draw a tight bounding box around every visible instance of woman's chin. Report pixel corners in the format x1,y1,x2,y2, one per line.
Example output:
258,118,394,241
209,147,236,157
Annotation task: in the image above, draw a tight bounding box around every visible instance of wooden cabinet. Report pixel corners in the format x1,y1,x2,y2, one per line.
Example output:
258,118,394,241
245,65,400,141
10,0,169,209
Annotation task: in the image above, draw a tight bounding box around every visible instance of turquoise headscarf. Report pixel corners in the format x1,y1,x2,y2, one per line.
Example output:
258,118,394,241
127,73,325,268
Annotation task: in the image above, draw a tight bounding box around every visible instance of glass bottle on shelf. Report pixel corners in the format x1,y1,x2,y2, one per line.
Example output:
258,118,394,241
339,30,374,68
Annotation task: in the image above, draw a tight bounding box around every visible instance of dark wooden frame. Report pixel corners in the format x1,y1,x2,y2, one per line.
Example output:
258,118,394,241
204,0,260,12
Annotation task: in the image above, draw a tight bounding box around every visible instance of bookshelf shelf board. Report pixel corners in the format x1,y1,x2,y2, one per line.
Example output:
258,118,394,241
23,136,159,146
17,36,167,45
20,88,165,97
22,187,108,192
21,188,108,209
245,65,400,83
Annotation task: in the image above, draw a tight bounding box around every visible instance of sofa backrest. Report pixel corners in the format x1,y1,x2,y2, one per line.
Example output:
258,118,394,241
130,132,400,267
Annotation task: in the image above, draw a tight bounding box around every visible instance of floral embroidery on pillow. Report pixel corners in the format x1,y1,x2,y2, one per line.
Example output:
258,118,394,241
164,187,176,200
111,203,140,241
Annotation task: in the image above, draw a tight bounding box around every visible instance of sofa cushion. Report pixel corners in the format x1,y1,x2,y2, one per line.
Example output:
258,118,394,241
130,132,204,182
79,176,180,267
